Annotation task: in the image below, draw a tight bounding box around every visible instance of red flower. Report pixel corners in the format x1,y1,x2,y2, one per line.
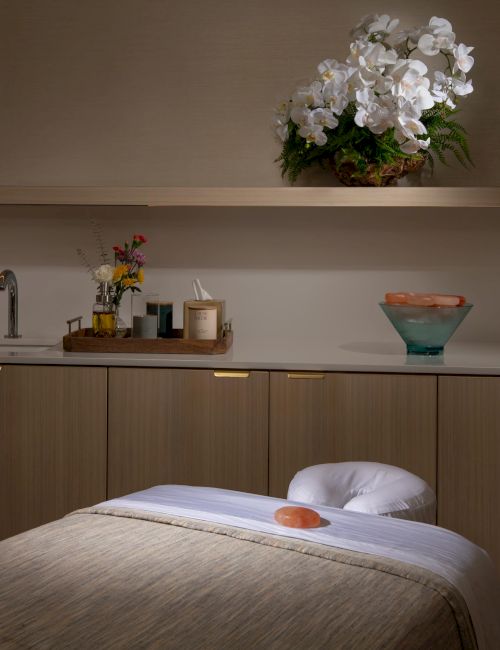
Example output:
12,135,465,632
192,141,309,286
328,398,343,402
133,234,147,244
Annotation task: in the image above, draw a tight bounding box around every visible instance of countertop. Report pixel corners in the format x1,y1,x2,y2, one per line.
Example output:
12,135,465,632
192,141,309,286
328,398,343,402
2,337,500,375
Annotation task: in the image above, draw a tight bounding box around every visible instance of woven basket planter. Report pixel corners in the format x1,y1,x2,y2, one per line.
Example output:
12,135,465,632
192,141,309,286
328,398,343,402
331,155,427,187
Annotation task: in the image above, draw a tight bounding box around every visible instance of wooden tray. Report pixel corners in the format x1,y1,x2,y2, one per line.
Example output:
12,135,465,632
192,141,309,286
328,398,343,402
63,328,233,354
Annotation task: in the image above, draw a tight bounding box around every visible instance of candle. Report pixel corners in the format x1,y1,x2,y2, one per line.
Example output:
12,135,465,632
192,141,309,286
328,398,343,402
132,315,158,339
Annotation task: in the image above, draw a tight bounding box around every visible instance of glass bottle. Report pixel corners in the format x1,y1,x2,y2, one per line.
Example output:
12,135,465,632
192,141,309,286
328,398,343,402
92,282,117,337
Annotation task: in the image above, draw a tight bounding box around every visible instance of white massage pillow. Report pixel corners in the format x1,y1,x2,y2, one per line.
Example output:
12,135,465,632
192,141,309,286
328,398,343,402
287,461,436,523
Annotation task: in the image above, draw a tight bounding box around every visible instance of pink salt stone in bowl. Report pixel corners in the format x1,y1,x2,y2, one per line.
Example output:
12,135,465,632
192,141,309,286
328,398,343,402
385,292,466,307
274,506,321,528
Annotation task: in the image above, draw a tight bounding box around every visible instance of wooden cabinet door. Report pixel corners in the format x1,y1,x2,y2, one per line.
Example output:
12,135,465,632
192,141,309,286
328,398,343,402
438,376,500,568
0,365,107,540
108,368,269,498
270,372,437,498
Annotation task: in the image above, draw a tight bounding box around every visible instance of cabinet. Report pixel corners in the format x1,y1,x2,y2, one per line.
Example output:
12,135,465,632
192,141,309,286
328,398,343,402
269,372,437,498
108,368,269,498
438,376,500,568
2,363,498,571
0,365,107,540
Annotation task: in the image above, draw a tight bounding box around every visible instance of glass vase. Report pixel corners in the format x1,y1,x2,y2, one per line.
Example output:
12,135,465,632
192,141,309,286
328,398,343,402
115,306,128,338
92,304,117,338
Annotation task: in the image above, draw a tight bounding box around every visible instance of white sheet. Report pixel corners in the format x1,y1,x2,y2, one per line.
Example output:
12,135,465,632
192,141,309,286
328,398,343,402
99,485,500,650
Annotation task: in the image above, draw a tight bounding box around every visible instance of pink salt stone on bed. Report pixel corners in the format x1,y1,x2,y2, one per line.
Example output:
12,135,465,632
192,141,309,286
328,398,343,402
274,506,321,528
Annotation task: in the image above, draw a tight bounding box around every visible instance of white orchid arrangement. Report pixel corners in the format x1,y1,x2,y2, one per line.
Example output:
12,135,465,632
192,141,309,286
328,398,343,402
275,15,474,185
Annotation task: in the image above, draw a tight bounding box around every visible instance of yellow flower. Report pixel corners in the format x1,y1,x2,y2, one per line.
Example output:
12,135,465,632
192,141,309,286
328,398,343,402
123,277,136,287
137,268,144,284
113,264,128,282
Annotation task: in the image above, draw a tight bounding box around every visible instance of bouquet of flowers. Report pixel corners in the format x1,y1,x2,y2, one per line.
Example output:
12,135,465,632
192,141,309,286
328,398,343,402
274,14,474,186
78,225,148,306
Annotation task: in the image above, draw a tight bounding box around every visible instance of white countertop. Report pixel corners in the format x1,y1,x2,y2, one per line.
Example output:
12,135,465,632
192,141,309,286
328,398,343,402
2,337,500,375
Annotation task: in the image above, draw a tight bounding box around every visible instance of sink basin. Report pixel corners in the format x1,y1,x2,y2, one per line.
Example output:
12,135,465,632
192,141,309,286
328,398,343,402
0,345,52,354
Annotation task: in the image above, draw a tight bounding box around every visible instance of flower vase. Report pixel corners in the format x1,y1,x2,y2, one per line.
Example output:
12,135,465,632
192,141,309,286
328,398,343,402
92,282,117,337
115,307,128,338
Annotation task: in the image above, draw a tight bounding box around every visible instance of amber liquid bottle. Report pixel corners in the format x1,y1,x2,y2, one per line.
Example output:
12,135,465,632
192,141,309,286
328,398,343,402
92,282,117,337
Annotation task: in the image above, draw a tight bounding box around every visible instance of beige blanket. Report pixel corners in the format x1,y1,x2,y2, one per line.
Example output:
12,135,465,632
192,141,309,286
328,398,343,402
0,506,477,649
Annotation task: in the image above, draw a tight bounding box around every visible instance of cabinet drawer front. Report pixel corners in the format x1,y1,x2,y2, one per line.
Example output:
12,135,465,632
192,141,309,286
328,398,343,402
108,368,269,498
0,365,107,540
269,372,436,498
438,376,500,568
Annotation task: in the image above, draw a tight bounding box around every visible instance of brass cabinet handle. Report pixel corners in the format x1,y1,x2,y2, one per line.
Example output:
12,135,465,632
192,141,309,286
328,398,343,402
213,371,250,378
287,372,325,380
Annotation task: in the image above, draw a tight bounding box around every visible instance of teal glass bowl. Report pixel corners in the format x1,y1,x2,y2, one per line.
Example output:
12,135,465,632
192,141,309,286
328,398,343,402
379,302,473,355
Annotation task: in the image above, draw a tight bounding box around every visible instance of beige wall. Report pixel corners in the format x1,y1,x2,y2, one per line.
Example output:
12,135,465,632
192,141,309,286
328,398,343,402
0,0,497,186
0,2,498,346
1,206,500,345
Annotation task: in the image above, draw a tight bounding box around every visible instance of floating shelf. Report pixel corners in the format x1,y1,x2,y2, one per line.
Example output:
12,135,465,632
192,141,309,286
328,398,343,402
0,186,499,208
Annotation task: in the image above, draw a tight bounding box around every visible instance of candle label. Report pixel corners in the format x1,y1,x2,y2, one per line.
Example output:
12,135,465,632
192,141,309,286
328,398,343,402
189,308,217,339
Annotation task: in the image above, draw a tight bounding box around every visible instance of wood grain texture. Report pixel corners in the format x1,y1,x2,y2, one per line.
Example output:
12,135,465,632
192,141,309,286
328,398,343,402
269,372,437,498
0,187,499,207
108,368,269,498
63,328,232,354
438,376,500,568
0,365,107,540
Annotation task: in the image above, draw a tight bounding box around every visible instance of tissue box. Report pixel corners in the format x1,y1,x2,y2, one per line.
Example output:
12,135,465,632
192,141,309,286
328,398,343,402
183,300,226,340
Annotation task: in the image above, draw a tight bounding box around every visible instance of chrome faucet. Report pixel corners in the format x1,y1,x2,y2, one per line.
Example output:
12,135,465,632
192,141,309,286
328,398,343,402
0,269,21,338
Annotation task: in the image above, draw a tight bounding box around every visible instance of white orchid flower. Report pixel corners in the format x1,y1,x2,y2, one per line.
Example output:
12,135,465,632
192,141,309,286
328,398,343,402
360,42,398,69
390,58,428,80
355,94,395,134
350,14,378,38
412,85,435,111
357,66,383,88
367,14,399,35
322,78,348,100
453,44,474,74
356,86,375,105
290,106,314,127
431,71,456,107
347,40,365,66
396,104,427,140
273,102,291,141
323,85,349,115
418,32,455,55
351,14,399,40
429,17,453,35
291,81,324,107
389,59,434,111
348,40,395,70
398,136,430,154
317,59,348,83
311,107,339,130
298,123,328,145
352,43,398,91
418,17,455,55
452,73,473,96
395,102,430,153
